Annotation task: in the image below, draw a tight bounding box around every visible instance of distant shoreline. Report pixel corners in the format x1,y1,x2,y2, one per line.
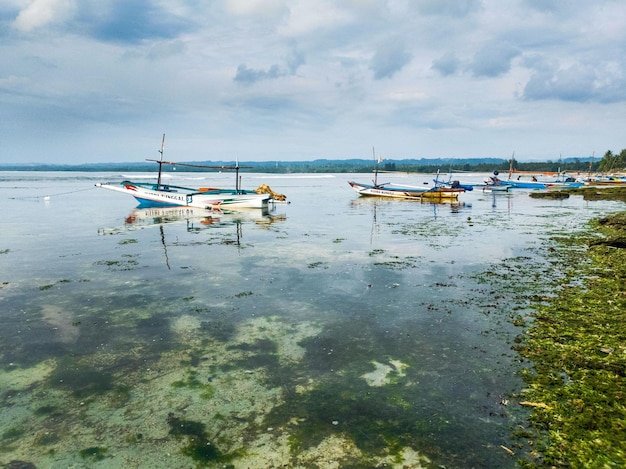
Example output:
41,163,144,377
0,157,597,174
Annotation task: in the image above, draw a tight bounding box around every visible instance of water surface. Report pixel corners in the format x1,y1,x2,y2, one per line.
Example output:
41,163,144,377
1,171,622,468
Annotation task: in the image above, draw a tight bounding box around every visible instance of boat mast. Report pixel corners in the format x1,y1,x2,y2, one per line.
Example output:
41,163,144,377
157,133,165,186
373,146,378,186
235,156,240,193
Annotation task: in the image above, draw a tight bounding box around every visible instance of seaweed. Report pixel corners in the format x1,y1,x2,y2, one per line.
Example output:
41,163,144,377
515,211,626,467
79,446,108,461
166,413,238,464
529,191,570,199
50,364,114,398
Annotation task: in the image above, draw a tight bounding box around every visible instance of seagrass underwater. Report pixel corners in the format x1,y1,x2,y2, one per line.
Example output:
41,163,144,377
1,171,623,467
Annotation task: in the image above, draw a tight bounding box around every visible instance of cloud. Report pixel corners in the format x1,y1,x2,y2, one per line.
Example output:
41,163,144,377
285,46,306,74
432,52,460,76
522,0,567,14
470,42,520,77
225,0,287,17
74,1,193,44
8,0,195,43
523,60,626,103
12,0,75,32
233,64,283,85
233,44,306,85
414,0,483,17
2,0,626,163
370,38,412,80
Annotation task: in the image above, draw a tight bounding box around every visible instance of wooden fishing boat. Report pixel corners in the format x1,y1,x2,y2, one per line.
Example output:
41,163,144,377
498,157,584,189
348,149,465,200
348,181,464,200
96,181,271,209
96,134,276,210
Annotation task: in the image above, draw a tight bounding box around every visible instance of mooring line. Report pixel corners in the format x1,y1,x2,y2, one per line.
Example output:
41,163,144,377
9,186,97,200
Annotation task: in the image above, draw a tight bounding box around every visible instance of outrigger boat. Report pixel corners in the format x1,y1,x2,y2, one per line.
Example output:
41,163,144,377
348,149,465,200
96,135,276,210
491,156,584,189
348,181,464,200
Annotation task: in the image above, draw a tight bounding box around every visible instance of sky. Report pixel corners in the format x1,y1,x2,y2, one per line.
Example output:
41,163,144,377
1,0,626,164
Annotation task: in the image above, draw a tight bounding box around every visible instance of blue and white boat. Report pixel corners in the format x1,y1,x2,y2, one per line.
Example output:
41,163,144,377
97,135,277,210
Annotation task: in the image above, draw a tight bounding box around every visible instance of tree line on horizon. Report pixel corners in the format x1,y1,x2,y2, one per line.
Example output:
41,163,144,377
597,149,626,172
1,150,623,174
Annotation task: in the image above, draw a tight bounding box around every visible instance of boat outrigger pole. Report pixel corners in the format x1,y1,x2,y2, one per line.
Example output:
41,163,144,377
157,133,165,187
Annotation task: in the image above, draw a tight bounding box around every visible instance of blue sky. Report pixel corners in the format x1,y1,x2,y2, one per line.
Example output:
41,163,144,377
1,0,625,163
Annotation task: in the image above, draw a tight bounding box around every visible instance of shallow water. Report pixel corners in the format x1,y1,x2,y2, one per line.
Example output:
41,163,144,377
0,171,623,468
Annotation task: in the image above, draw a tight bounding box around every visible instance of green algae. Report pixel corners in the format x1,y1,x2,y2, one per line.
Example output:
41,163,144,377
50,365,114,398
9,186,626,468
167,413,238,465
171,369,215,399
568,185,626,202
33,405,57,416
373,255,419,270
93,255,139,270
251,309,522,467
529,191,570,199
265,376,422,457
79,446,108,461
234,291,253,297
2,427,25,441
532,186,626,203
514,211,626,468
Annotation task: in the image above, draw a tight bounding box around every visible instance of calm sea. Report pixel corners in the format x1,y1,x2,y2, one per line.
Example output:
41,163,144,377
0,171,621,468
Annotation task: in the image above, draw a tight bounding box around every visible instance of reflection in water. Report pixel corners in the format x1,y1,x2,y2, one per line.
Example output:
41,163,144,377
99,206,286,234
2,173,620,468
159,225,170,269
100,206,287,265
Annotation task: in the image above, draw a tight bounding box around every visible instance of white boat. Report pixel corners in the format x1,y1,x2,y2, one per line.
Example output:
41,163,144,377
348,181,464,200
95,181,271,209
96,134,277,210
348,148,465,200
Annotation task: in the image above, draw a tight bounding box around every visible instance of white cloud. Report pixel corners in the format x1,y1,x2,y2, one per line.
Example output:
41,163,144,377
1,0,626,163
13,0,75,32
277,0,354,37
225,0,287,17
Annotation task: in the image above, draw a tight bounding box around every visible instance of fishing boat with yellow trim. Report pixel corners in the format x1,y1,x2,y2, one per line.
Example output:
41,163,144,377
96,135,282,210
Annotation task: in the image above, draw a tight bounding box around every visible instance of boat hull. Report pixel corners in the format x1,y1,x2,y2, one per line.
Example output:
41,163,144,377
348,181,462,199
96,182,270,209
481,184,510,192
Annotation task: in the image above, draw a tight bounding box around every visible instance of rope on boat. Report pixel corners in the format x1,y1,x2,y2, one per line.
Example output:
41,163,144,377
254,184,287,202
9,186,97,201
